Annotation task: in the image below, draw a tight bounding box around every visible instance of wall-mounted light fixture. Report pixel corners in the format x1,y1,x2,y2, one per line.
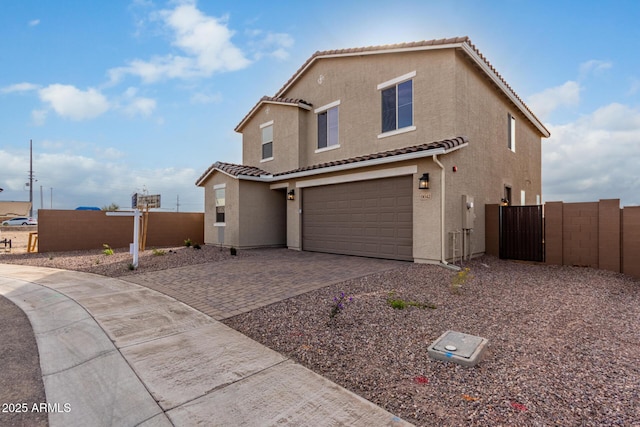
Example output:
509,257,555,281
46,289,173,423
287,189,295,201
418,173,430,190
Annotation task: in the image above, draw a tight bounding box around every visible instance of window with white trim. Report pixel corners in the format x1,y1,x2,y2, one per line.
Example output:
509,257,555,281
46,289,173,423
508,113,516,152
315,101,340,151
261,121,273,161
214,185,225,224
379,71,415,134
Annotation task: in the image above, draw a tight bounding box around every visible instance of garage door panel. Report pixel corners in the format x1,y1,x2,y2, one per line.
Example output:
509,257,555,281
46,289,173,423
302,175,413,261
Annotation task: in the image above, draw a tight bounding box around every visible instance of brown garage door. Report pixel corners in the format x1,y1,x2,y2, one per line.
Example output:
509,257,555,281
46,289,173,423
302,175,413,261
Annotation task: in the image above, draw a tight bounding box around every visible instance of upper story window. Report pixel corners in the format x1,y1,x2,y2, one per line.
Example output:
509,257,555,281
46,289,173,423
378,71,416,136
214,184,225,225
260,120,274,161
315,100,340,152
508,113,516,152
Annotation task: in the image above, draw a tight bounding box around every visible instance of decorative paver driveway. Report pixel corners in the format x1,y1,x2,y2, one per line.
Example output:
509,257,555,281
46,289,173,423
123,248,404,320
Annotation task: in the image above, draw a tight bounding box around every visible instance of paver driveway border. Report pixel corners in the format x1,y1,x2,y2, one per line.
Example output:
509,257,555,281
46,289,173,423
123,248,406,320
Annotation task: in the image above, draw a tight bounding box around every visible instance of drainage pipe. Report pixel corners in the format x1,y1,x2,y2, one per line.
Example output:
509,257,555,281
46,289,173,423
433,155,449,266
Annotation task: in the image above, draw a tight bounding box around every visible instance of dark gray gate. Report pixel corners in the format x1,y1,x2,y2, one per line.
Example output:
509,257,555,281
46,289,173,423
499,205,544,262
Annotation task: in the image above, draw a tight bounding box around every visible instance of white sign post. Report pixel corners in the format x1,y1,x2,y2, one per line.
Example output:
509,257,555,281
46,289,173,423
106,209,142,268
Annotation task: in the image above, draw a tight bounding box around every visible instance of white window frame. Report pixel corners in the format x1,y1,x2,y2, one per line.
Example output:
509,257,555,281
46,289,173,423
378,71,416,138
521,190,526,206
315,100,341,153
214,183,226,226
508,113,516,152
260,120,274,162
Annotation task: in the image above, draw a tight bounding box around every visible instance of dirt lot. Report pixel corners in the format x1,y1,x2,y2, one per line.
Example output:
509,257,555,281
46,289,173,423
0,227,35,254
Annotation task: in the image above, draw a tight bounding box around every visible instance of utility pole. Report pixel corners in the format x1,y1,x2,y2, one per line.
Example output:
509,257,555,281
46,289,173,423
29,139,34,217
176,195,180,212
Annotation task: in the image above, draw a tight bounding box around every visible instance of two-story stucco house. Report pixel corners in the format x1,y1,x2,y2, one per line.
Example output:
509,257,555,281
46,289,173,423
196,37,549,264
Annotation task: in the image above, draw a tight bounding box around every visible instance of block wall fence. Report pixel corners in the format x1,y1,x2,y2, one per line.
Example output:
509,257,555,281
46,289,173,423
486,199,640,279
37,210,204,252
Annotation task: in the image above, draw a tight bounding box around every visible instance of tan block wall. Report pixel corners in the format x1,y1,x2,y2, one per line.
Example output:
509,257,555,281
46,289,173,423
598,199,621,272
622,207,640,279
38,210,203,252
562,202,599,268
486,200,640,279
544,202,564,265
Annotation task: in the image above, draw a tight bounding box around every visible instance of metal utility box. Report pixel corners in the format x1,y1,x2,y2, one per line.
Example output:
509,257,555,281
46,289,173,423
462,195,475,229
428,330,488,367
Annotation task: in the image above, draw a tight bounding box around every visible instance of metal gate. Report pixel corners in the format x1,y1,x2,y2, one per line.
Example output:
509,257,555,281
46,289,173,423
499,205,544,262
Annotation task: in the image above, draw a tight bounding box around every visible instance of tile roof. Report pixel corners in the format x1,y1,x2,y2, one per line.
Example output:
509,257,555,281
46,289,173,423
234,96,313,132
275,37,471,97
273,136,468,176
195,161,271,185
273,36,548,137
196,136,468,185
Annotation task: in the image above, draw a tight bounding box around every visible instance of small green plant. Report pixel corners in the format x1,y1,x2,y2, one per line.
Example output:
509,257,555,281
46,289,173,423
128,263,136,270
387,291,437,310
184,238,192,247
102,244,114,256
152,248,166,256
451,267,472,294
193,243,201,250
330,292,353,318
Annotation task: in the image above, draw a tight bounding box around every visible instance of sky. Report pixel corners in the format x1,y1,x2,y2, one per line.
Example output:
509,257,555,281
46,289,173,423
1,0,639,213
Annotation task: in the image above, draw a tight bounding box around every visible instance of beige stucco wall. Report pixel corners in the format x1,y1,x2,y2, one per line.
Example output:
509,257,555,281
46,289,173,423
238,180,286,247
202,172,288,249
241,103,307,174
278,50,457,166
202,172,240,248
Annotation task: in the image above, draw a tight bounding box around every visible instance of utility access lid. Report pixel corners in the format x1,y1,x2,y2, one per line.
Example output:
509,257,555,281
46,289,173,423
428,330,488,367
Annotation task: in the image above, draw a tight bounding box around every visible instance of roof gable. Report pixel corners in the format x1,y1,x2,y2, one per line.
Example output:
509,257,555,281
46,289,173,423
273,37,549,138
195,162,271,186
234,96,312,132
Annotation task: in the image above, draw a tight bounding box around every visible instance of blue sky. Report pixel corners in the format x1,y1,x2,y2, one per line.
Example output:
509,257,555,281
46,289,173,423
1,0,639,212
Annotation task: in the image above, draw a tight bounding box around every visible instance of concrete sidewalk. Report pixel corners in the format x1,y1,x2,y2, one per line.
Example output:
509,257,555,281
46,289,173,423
0,264,412,427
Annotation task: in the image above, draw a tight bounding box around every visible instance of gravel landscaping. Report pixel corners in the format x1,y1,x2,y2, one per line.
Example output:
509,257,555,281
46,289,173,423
225,257,640,426
2,237,639,426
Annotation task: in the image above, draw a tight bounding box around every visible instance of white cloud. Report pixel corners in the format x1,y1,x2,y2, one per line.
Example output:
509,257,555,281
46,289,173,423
579,59,613,78
123,97,157,117
0,148,203,211
543,103,640,206
527,81,581,121
39,84,110,120
109,2,250,84
248,31,294,60
117,87,157,117
31,109,48,126
1,82,40,93
28,19,40,27
190,91,222,104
